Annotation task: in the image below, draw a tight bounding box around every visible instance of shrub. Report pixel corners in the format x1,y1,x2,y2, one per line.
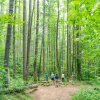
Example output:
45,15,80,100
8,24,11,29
72,88,100,100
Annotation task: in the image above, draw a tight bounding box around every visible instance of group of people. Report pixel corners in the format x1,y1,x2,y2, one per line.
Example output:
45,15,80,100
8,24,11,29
45,72,65,82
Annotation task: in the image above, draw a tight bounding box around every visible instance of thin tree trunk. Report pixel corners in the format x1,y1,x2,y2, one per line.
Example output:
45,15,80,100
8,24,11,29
23,0,27,81
17,0,21,64
42,0,45,73
53,31,56,73
72,22,75,74
4,0,14,87
56,0,61,77
76,26,81,80
33,0,39,82
26,0,36,80
38,45,42,81
26,0,32,81
67,0,71,81
61,6,65,73
13,0,16,79
47,0,51,74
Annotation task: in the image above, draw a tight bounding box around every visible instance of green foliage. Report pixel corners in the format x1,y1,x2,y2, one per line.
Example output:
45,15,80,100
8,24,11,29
0,0,6,4
72,88,100,100
0,0,100,90
10,78,25,88
0,93,32,100
0,66,6,88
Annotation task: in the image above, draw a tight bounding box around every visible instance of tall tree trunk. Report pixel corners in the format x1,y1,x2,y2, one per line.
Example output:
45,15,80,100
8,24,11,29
26,0,35,80
26,0,32,81
56,0,61,77
60,28,64,73
72,21,77,79
13,0,16,79
33,0,39,82
72,22,74,74
42,0,45,73
4,0,14,87
67,0,71,81
61,6,65,73
54,37,56,73
76,26,81,80
23,0,27,81
17,0,21,64
38,44,42,81
47,0,51,74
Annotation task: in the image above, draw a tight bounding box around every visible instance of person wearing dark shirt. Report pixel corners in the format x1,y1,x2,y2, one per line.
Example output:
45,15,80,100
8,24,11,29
55,74,58,87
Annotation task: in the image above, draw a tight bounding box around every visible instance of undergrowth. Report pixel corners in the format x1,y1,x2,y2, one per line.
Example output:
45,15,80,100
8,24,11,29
0,92,32,100
72,87,100,100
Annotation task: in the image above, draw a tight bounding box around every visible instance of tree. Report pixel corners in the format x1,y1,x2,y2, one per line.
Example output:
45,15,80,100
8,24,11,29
33,0,39,82
72,21,76,75
26,0,36,80
13,0,16,79
42,0,46,74
26,0,32,81
23,0,27,81
4,0,14,87
56,0,61,77
76,26,81,80
67,0,71,81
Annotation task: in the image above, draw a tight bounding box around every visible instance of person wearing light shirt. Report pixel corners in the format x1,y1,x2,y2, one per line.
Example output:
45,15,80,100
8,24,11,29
61,73,65,82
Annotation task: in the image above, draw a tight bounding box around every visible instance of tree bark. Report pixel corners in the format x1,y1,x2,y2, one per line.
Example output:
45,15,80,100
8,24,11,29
17,0,21,64
4,0,14,87
13,0,16,79
26,0,36,80
56,0,61,77
33,0,39,82
42,0,45,73
76,26,81,80
23,0,27,81
67,0,71,81
38,44,42,81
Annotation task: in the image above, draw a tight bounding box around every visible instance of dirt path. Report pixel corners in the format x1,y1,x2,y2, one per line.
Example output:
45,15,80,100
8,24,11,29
30,84,79,100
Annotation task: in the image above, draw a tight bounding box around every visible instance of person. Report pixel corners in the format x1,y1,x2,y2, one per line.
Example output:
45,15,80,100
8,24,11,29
51,72,55,81
61,73,65,82
45,73,48,81
55,74,59,87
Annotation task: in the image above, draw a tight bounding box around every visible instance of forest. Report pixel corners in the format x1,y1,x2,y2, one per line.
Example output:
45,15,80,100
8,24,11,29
0,0,100,100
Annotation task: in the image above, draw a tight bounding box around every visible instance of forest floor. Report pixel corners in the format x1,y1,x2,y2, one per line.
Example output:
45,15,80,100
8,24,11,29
1,82,99,100
29,84,80,100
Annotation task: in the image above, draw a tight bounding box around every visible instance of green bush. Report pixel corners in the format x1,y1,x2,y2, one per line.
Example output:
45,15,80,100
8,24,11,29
0,93,32,100
0,66,6,88
72,88,100,100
